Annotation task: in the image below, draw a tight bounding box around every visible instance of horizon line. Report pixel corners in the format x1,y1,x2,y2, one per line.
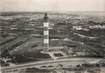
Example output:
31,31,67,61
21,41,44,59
0,11,105,13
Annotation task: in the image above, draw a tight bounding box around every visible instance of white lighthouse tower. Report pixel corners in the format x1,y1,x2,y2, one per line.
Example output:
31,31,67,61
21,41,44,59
42,13,67,60
43,13,49,52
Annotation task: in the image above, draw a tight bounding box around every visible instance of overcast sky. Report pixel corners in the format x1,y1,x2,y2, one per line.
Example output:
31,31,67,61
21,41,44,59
0,0,105,12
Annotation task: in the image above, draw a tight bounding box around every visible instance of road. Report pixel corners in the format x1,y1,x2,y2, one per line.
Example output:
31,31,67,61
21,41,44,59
1,57,104,72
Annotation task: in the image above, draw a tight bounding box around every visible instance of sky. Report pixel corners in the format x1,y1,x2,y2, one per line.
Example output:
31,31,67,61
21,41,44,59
0,0,105,12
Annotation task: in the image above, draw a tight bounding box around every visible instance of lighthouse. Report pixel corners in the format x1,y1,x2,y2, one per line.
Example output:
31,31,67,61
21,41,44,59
43,13,49,52
42,13,67,59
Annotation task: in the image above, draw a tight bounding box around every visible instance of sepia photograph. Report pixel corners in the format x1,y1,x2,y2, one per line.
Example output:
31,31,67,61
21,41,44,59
0,0,105,73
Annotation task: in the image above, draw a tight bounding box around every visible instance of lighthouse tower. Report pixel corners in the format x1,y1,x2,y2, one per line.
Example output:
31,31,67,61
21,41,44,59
43,13,49,52
42,13,67,60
